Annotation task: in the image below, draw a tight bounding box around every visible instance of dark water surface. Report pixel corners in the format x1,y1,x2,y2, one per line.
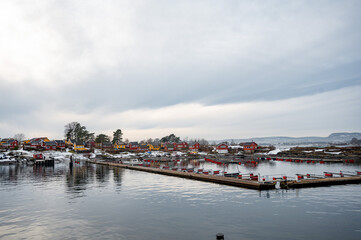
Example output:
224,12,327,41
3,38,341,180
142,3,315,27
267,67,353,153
1,160,361,240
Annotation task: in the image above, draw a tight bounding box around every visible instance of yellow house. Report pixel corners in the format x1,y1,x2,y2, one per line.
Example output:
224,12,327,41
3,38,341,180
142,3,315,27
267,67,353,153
24,137,50,144
73,141,87,151
114,142,126,150
148,144,161,151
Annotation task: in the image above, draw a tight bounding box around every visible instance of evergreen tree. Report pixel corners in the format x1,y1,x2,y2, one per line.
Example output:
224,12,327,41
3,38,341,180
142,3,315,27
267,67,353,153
112,129,123,144
160,134,180,143
95,134,110,143
64,122,94,142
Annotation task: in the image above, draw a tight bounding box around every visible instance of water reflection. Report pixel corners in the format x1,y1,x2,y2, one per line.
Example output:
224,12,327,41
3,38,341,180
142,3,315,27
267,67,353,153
1,161,361,240
65,162,124,198
112,167,124,192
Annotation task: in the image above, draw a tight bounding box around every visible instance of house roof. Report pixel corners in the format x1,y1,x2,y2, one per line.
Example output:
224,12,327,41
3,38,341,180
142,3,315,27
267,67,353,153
45,141,57,146
1,138,12,142
102,142,113,146
31,139,43,145
239,142,257,146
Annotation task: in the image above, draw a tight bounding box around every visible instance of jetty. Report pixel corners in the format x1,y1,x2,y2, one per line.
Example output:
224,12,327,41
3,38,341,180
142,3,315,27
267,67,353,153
87,160,361,190
88,160,276,190
280,175,361,189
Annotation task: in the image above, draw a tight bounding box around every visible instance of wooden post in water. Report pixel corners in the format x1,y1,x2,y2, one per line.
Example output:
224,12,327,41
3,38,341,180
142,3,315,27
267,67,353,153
216,233,224,239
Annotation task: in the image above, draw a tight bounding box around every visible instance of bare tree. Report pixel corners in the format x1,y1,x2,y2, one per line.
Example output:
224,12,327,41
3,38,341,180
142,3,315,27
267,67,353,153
14,133,25,142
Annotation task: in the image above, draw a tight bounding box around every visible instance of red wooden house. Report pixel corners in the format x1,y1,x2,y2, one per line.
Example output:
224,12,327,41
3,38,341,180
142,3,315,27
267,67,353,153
54,140,66,150
33,153,43,160
176,142,189,151
44,141,57,151
216,143,229,154
30,139,45,150
3,139,19,149
128,142,140,151
164,143,175,151
189,143,200,152
240,142,258,153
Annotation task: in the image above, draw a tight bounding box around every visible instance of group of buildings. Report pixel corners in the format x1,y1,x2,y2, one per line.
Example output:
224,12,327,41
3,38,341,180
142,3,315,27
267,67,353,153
0,137,259,154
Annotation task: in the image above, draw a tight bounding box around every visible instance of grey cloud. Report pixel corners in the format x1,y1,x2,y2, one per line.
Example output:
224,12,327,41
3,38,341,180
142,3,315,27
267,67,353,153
1,0,361,138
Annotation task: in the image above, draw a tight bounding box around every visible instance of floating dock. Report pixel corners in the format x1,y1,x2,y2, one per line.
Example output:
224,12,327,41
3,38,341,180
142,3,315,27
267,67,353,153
88,160,276,190
280,176,361,189
88,160,361,190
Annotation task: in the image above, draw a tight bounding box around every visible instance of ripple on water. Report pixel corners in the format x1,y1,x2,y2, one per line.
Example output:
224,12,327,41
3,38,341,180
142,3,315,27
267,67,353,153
1,163,361,240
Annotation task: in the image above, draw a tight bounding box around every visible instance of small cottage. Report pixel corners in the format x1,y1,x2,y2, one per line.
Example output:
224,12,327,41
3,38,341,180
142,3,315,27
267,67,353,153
240,142,258,153
44,141,57,151
216,143,229,154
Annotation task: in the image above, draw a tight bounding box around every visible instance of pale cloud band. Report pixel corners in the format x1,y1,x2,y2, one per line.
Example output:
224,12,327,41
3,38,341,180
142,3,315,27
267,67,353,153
1,86,359,140
0,0,360,140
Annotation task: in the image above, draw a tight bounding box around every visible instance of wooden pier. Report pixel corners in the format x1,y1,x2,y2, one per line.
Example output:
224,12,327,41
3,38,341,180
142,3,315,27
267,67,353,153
280,176,361,189
88,160,276,190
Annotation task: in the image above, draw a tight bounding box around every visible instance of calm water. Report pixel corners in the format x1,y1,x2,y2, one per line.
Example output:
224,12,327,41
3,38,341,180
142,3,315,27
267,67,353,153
1,160,361,240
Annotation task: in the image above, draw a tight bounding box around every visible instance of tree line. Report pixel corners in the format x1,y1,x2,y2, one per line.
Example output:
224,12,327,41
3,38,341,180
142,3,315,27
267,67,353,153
64,122,123,144
64,123,209,146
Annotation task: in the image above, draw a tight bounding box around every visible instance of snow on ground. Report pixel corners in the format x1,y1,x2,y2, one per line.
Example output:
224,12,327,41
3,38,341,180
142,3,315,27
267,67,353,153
198,152,208,155
112,152,137,158
228,146,241,149
266,149,283,155
171,151,185,157
324,151,342,155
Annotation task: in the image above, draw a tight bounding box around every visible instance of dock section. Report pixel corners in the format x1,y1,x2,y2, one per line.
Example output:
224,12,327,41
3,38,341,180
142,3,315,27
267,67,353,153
280,176,361,189
88,160,276,190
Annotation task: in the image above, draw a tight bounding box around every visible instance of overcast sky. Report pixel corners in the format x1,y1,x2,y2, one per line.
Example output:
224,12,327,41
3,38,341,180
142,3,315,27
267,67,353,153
1,0,360,141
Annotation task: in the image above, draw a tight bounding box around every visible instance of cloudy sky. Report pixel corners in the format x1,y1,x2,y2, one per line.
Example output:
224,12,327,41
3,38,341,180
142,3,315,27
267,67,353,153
0,0,360,141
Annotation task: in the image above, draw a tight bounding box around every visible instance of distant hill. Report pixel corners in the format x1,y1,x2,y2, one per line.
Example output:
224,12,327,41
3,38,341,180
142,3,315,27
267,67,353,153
214,132,361,145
